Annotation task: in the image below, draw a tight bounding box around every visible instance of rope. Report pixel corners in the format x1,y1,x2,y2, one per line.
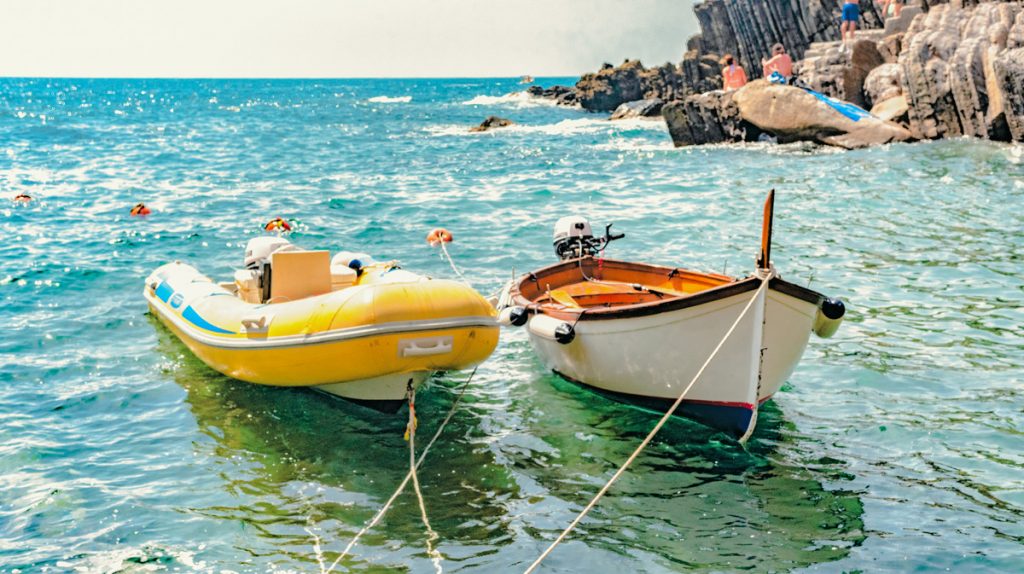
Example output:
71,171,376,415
523,276,770,574
439,242,470,285
324,368,477,574
408,384,444,574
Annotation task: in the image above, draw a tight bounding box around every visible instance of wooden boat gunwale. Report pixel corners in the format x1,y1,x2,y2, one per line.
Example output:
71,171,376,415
509,256,825,322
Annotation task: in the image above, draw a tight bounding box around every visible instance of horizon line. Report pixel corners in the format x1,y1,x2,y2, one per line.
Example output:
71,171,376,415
0,74,585,81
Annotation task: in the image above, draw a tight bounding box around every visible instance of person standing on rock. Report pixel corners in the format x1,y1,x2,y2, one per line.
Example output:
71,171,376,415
841,0,860,44
761,44,793,80
721,54,748,90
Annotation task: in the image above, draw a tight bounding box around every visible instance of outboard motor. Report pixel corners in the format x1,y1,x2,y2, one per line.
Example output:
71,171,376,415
552,216,625,261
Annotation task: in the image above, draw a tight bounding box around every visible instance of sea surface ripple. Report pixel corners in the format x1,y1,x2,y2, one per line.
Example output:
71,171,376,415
1,78,1022,573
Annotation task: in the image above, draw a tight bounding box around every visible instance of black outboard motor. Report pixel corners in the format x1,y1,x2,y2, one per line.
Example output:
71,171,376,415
552,216,624,261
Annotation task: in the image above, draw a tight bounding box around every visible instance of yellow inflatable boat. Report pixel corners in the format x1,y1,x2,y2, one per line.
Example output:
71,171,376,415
144,237,498,407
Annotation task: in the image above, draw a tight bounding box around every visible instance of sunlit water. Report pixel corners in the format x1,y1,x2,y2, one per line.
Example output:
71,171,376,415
1,78,1022,573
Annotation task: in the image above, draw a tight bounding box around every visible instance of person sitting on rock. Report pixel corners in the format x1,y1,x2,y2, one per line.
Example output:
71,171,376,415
721,54,748,90
761,44,793,80
842,0,860,43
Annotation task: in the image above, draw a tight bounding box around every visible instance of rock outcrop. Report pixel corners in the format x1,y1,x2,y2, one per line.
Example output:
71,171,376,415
796,35,886,108
993,47,1024,140
470,116,514,132
864,63,904,108
662,91,760,146
900,1,1023,141
574,60,693,112
663,81,911,149
610,98,665,120
732,81,912,148
525,85,577,106
538,0,1024,147
692,0,884,77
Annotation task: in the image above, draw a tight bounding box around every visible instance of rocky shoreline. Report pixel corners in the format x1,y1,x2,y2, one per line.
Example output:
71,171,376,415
529,0,1024,149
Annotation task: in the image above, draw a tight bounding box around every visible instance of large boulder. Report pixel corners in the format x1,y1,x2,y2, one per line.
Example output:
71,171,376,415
877,33,905,64
575,60,646,112
575,60,691,112
732,80,912,149
610,98,664,120
864,63,904,108
871,95,910,125
662,90,761,147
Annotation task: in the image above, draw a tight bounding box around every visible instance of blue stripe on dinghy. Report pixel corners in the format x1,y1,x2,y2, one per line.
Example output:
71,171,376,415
181,305,235,335
155,281,174,303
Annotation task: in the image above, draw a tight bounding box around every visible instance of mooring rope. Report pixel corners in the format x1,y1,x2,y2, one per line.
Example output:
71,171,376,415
439,242,471,285
523,275,770,574
324,368,477,574
407,385,445,574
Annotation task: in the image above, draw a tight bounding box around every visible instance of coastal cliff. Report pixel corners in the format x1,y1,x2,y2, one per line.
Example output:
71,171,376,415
539,0,1024,148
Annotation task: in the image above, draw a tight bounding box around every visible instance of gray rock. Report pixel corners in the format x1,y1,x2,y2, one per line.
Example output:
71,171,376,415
864,63,904,108
871,95,910,125
574,60,693,112
901,2,1023,141
575,60,645,112
732,80,912,149
693,0,884,79
993,47,1024,141
877,33,905,64
662,90,761,147
469,116,514,132
610,98,665,120
795,38,885,109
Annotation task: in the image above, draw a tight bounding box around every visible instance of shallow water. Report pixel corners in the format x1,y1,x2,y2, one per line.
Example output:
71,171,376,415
1,78,1022,573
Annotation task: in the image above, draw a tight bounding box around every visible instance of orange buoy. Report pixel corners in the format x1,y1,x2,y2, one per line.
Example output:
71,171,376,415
426,227,453,246
130,203,151,216
264,217,292,232
13,193,32,203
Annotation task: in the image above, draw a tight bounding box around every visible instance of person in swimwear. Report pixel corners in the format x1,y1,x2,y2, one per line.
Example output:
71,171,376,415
761,43,793,80
842,1,860,43
721,54,748,90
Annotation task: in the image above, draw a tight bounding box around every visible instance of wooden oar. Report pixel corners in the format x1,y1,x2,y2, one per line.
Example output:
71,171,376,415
757,189,775,270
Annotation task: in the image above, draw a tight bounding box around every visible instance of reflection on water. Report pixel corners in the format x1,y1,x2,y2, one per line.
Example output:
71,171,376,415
154,314,864,572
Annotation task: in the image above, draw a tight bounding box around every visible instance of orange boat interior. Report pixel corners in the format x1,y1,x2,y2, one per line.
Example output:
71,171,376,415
517,259,736,311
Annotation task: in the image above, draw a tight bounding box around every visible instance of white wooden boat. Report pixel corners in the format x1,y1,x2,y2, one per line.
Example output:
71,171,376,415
497,191,845,439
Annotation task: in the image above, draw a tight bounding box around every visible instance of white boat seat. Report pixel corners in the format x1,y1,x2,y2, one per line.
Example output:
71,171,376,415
268,250,332,302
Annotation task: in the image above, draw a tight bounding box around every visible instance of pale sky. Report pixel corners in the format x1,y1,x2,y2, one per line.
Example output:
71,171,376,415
0,0,700,78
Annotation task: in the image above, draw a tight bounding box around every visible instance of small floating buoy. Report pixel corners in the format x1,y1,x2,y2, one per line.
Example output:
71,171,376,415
130,203,151,216
13,193,32,203
426,227,453,246
264,217,292,232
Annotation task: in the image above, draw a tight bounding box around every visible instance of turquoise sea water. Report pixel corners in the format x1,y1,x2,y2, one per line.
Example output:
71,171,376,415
1,78,1022,573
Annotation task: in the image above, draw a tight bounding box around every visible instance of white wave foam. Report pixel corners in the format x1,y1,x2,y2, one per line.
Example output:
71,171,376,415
593,138,674,152
461,91,564,108
427,117,666,138
367,95,412,103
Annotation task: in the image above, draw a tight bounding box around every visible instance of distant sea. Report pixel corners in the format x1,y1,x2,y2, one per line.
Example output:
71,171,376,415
1,77,1022,572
